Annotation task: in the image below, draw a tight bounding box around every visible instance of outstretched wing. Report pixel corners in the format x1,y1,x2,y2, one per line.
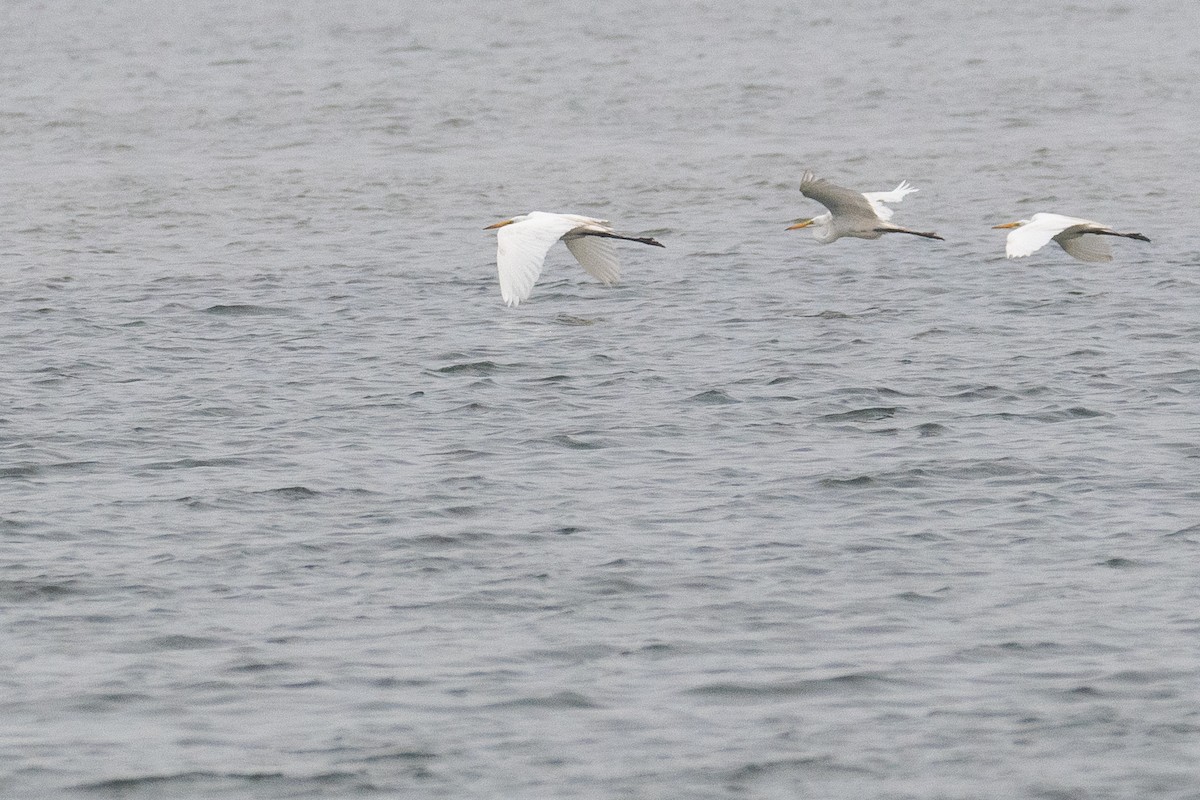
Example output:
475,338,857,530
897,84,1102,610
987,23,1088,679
1004,213,1097,259
862,181,917,221
564,235,621,285
1054,227,1114,262
495,214,583,306
799,171,879,223
1005,225,1058,258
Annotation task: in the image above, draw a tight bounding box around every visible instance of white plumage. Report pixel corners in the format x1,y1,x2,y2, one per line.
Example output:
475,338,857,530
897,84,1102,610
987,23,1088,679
993,213,1150,262
787,171,943,243
484,212,663,307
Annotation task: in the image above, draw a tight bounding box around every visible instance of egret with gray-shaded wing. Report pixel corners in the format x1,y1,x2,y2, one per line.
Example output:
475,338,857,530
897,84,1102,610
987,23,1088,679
484,212,664,307
787,171,943,243
992,213,1149,262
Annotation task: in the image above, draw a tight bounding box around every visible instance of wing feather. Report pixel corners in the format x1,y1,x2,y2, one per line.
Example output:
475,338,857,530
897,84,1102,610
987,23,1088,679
564,235,621,285
1005,224,1059,258
862,181,917,221
799,171,878,221
495,214,581,306
1054,228,1113,262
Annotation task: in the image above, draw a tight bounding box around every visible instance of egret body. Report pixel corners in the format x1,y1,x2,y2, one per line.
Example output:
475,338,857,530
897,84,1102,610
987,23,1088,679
992,213,1150,262
483,212,663,307
787,171,943,243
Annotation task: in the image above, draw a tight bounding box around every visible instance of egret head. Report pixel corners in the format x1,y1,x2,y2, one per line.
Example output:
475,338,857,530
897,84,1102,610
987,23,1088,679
992,220,1028,230
786,213,838,243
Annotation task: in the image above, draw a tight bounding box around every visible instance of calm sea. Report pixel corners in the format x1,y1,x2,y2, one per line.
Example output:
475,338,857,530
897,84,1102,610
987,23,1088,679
3,1,1199,797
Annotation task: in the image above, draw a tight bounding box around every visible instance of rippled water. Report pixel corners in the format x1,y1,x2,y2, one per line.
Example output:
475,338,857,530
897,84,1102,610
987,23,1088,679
4,1,1200,798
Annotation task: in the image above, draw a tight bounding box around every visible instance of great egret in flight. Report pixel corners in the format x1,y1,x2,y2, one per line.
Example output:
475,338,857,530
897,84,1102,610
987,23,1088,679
992,213,1150,262
484,212,663,307
786,171,943,243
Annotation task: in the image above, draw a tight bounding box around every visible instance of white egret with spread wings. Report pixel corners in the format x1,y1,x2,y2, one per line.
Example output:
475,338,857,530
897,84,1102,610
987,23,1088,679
992,213,1150,262
786,171,943,243
484,212,664,307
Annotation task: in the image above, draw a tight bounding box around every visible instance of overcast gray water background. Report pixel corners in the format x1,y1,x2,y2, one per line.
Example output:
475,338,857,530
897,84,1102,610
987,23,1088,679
4,1,1200,797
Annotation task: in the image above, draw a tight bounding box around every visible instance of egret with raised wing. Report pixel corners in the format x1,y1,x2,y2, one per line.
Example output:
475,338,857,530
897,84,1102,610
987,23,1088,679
786,171,943,243
992,213,1150,262
484,212,664,307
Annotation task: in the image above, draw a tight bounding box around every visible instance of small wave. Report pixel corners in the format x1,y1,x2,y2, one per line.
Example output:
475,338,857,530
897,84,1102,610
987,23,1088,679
201,304,291,316
74,692,154,712
518,643,619,665
819,406,898,422
690,673,891,698
817,475,876,488
728,755,879,781
435,361,501,375
356,748,438,764
945,384,1010,400
127,634,225,653
0,578,84,602
0,464,43,479
254,486,321,500
971,406,1108,424
79,772,278,792
440,504,482,517
142,457,251,470
403,531,498,548
547,433,605,450
895,590,948,603
689,388,740,404
1027,406,1108,422
583,576,654,596
78,770,363,794
631,642,676,657
914,422,947,437
957,458,1040,479
428,448,492,461
1099,557,1143,568
554,313,598,326
226,660,296,674
956,641,1066,662
1151,368,1200,384
486,690,600,710
1106,668,1188,685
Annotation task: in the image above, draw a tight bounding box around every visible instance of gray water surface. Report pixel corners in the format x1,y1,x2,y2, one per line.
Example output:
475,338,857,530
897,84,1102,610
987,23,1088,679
3,1,1200,798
